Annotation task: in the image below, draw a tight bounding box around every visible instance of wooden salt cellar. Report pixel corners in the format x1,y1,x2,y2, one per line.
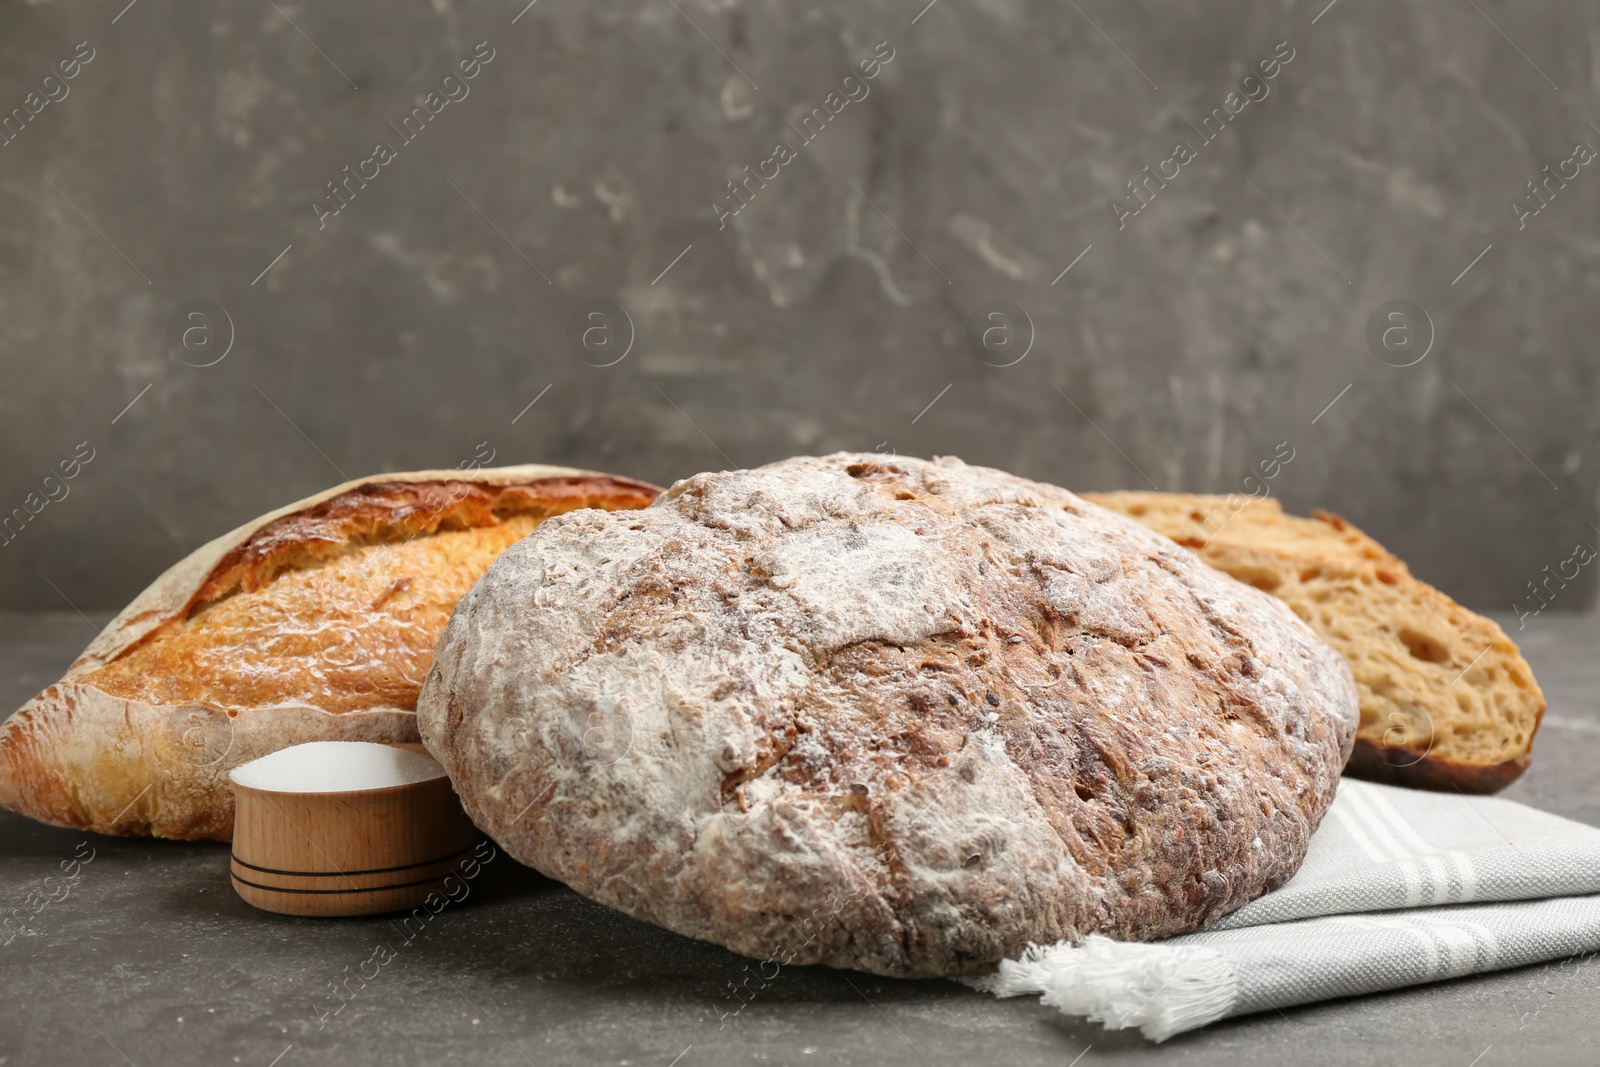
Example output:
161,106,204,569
229,743,479,917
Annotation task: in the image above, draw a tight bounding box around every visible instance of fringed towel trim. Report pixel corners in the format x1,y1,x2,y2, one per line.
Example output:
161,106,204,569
965,936,1238,1042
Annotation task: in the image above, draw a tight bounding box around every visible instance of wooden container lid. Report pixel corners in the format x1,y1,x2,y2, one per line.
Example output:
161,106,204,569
228,741,479,917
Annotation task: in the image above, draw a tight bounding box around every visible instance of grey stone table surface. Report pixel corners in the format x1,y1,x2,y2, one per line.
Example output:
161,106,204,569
2,609,1598,1067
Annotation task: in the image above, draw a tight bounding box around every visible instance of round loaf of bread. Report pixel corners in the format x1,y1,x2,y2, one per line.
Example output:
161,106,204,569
418,454,1358,977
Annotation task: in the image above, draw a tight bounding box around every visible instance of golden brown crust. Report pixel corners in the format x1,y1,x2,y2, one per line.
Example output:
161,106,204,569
86,517,543,715
1345,733,1536,795
1084,491,1546,793
71,470,658,675
189,477,653,607
0,465,660,841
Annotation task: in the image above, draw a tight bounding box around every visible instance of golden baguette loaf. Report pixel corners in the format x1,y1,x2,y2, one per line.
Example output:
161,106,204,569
1083,491,1544,793
0,465,659,840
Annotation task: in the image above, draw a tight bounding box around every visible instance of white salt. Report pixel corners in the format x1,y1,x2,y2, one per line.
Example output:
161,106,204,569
229,741,446,794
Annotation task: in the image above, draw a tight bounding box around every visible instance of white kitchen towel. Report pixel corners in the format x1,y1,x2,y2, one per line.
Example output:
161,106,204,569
971,779,1600,1040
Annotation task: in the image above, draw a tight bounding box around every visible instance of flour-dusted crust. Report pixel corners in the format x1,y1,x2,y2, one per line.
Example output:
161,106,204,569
0,465,659,841
419,454,1358,977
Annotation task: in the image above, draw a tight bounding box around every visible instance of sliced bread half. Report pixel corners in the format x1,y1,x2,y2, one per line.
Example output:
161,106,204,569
1083,491,1544,792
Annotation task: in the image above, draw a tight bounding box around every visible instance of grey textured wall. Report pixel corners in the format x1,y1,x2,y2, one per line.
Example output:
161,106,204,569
1,0,1596,614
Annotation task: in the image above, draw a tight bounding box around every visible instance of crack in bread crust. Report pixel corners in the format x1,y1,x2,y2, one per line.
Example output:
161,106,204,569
88,479,660,715
420,455,1358,977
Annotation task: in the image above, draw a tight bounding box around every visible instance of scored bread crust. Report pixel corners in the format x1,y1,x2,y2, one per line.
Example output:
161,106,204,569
419,454,1358,977
1083,491,1545,793
0,464,659,841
